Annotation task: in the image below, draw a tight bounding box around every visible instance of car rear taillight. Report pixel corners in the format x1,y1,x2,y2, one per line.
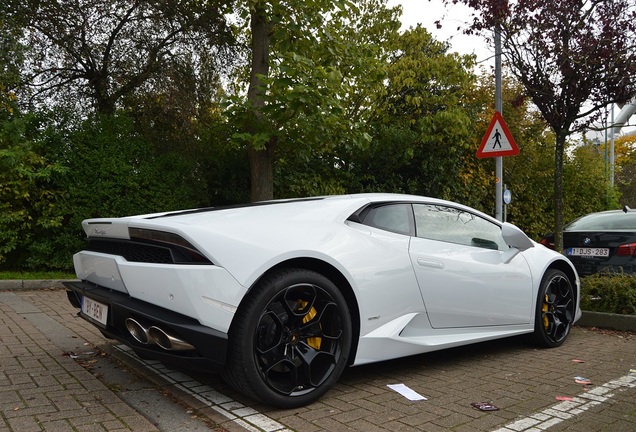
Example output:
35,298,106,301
616,242,636,256
539,238,554,249
128,227,211,263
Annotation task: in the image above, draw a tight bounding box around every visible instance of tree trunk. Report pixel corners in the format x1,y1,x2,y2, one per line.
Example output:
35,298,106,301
248,141,275,202
553,132,566,252
246,3,274,202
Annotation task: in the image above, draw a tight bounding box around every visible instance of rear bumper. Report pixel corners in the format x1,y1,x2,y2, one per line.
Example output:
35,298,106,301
64,280,227,372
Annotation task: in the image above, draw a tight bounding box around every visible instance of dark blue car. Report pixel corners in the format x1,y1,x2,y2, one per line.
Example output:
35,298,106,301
541,206,636,276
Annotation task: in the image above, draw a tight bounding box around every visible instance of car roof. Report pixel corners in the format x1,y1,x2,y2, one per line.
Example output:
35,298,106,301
136,193,499,227
565,209,636,231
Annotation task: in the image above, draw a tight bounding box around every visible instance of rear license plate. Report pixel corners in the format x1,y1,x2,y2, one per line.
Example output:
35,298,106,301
82,296,108,327
567,247,609,257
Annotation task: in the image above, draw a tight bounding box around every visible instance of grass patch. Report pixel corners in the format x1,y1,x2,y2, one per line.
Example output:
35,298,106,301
0,271,76,280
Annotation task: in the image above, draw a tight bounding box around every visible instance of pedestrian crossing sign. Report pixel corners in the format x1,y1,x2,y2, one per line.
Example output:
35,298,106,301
476,111,519,158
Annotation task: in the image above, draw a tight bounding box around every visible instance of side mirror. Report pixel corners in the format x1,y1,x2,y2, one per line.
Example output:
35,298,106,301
501,223,534,263
502,222,534,251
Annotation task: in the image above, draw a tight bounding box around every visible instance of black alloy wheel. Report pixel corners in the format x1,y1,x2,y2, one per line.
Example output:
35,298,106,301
223,268,352,408
531,269,575,348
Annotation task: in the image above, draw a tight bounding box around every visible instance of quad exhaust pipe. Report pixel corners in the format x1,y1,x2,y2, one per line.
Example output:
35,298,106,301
125,318,195,351
125,318,151,344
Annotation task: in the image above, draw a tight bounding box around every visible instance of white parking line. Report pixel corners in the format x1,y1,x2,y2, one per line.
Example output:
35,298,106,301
492,371,636,432
114,345,292,432
115,345,635,432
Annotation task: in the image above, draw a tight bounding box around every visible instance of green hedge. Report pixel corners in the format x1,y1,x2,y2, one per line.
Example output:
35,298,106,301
580,272,636,315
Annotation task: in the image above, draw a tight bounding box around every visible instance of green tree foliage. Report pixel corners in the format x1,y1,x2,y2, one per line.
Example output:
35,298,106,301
51,113,203,209
0,113,66,267
20,112,206,270
614,134,636,206
473,74,615,239
0,17,68,267
564,143,618,216
471,74,558,235
121,51,250,205
10,0,235,114
341,26,483,203
229,0,399,200
4,0,633,271
444,0,636,251
1,0,246,270
0,10,23,114
506,133,615,240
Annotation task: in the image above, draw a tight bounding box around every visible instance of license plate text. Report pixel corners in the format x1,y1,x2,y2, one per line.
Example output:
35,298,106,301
82,296,108,326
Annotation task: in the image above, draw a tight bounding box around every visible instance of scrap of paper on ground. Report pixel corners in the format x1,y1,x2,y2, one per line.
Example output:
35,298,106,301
387,384,428,401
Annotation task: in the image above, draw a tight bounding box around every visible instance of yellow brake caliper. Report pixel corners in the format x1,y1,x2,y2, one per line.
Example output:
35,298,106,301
542,294,550,329
298,300,322,350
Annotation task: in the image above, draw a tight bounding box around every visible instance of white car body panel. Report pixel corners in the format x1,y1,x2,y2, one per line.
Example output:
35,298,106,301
71,193,581,367
73,251,247,333
409,237,533,328
355,312,529,364
74,252,127,292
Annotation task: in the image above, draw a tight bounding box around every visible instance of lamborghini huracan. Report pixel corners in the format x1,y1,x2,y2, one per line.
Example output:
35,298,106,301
65,193,581,407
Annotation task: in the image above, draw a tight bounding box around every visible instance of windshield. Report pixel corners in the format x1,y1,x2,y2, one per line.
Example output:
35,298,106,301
565,212,636,231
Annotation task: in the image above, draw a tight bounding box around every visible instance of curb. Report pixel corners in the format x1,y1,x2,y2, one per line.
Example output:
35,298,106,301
1,280,635,332
576,310,636,333
0,279,78,290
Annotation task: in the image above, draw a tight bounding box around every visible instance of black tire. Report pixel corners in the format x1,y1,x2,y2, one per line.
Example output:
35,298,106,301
530,269,575,348
222,268,352,408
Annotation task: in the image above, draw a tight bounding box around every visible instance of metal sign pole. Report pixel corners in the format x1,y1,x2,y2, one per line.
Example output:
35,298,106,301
495,24,503,222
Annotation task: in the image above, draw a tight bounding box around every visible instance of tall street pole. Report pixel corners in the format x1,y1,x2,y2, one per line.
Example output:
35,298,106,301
495,24,503,221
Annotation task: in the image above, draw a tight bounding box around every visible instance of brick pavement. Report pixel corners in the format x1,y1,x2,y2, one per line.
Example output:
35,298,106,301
0,289,159,432
235,326,634,432
1,288,635,432
120,303,635,432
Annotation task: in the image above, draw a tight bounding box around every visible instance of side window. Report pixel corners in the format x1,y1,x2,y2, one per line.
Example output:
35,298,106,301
362,204,413,235
413,204,507,250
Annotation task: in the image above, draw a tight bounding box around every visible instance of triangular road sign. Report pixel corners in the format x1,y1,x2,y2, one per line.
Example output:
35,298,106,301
476,111,519,158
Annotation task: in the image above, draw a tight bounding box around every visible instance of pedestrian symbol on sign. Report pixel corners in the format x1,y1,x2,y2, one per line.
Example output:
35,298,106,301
492,129,502,149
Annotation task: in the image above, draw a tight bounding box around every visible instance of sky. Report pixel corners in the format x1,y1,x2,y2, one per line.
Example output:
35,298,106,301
387,0,636,137
387,0,494,64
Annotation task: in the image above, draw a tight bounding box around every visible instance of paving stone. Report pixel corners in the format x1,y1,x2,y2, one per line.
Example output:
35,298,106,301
2,287,635,432
0,291,159,432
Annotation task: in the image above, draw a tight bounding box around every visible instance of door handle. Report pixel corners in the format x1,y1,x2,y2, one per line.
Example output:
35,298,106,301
417,258,444,269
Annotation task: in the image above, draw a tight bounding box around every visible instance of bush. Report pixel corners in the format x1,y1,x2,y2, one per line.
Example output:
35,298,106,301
1,111,215,271
580,272,636,315
0,113,67,268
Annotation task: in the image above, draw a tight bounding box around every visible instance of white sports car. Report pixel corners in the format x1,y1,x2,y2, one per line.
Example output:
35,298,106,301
65,193,581,407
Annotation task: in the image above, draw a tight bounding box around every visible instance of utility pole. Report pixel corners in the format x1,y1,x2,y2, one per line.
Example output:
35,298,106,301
610,104,615,187
495,24,503,221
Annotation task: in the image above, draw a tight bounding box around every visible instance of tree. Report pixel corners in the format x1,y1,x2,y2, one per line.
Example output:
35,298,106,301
444,0,636,250
471,72,555,229
26,112,209,269
0,112,67,268
614,133,636,206
231,0,400,201
0,9,24,115
10,0,235,114
461,72,613,240
242,0,273,201
341,26,482,202
0,13,68,268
